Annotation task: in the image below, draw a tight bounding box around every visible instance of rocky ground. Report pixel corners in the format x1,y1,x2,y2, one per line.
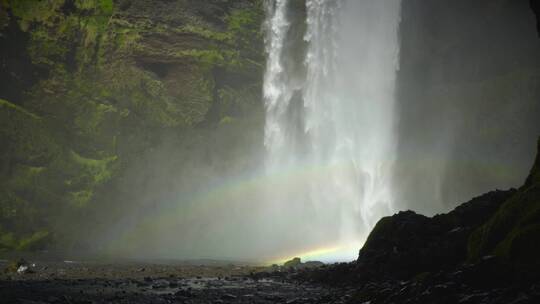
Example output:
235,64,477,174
2,256,540,304
294,257,540,304
0,259,348,304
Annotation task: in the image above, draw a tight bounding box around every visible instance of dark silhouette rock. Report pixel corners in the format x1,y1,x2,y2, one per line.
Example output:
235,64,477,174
468,138,540,280
532,0,540,36
356,189,515,281
284,257,302,269
282,257,324,270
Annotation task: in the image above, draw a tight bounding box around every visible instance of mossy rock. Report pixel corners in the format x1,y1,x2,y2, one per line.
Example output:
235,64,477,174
16,230,50,251
468,138,540,267
3,258,28,273
0,0,265,252
0,99,59,167
284,257,302,268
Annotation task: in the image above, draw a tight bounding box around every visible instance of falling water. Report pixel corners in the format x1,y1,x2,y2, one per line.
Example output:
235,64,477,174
263,0,402,259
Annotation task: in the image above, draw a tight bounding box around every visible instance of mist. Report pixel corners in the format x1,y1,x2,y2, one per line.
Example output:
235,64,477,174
80,0,540,263
393,0,540,215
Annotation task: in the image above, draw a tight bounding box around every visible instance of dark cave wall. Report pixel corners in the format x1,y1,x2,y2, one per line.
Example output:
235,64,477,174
531,0,540,35
394,0,540,214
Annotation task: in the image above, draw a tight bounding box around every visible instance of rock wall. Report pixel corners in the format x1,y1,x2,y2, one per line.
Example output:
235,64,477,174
0,0,265,251
394,0,540,214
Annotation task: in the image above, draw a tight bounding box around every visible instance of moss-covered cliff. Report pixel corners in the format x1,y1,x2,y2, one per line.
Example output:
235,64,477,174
0,0,265,251
468,138,540,270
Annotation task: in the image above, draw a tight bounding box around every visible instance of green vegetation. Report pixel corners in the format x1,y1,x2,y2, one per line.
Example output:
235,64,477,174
227,5,264,48
0,0,265,252
9,0,65,31
468,139,540,267
0,99,40,119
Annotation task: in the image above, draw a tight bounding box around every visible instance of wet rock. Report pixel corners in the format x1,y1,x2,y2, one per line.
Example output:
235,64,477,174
4,258,30,274
348,190,516,283
282,257,325,271
302,261,325,269
509,294,530,304
284,258,302,269
17,265,29,274
458,292,489,304
221,293,237,300
286,298,300,304
175,289,195,299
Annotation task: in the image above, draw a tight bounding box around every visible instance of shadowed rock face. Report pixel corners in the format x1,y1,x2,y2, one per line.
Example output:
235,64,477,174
348,139,540,302
355,138,540,281
468,139,540,272
394,0,540,215
357,189,516,280
532,0,540,35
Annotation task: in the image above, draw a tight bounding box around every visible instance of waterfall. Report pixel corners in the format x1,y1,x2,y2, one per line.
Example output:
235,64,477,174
263,0,402,259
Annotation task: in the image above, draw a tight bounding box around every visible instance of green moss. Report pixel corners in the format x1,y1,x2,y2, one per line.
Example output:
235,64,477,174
180,24,230,42
168,64,215,125
219,116,235,125
217,85,260,117
99,0,113,14
75,0,113,15
115,29,141,51
468,140,540,263
0,0,265,252
495,223,540,260
8,165,46,192
11,0,114,70
16,230,50,250
27,27,71,67
68,190,93,208
225,3,264,55
165,49,229,66
0,99,40,119
468,188,540,259
524,138,540,188
97,63,191,127
0,230,17,251
0,98,58,166
69,150,117,185
9,0,65,31
227,9,258,33
77,14,111,66
74,102,119,139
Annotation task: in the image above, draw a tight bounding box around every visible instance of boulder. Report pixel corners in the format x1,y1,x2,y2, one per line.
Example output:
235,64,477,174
356,189,516,280
284,257,302,269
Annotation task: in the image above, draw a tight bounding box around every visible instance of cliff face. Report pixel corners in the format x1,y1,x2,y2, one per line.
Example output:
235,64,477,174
394,0,540,214
0,0,265,251
395,0,540,269
468,138,540,267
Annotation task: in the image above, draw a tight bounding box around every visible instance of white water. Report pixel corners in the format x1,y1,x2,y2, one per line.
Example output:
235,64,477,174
263,0,402,260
